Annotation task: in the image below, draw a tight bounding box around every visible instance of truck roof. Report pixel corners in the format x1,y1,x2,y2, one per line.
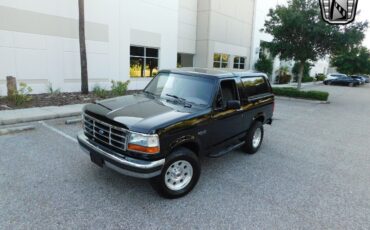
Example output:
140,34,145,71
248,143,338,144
160,68,267,79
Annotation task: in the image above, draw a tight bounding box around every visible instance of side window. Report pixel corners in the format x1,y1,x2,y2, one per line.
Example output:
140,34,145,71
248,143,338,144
215,80,239,109
215,88,223,109
241,76,270,97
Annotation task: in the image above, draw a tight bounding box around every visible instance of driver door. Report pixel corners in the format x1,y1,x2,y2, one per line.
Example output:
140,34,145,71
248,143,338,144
208,79,243,149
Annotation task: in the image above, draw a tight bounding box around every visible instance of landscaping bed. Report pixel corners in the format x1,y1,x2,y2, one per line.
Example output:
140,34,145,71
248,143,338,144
0,90,141,111
272,87,329,101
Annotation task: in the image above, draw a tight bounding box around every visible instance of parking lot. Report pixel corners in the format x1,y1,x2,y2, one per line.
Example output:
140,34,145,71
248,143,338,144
1,84,370,229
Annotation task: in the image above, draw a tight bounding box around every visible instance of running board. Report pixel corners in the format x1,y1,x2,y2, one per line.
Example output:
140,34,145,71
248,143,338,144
208,141,245,158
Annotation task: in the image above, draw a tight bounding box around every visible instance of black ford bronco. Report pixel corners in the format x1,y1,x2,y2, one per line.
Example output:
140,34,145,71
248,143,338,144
78,68,274,198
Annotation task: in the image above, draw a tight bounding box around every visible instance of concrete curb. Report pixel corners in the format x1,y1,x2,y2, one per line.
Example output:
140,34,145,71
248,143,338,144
275,96,330,104
0,104,85,126
0,125,36,136
65,118,82,125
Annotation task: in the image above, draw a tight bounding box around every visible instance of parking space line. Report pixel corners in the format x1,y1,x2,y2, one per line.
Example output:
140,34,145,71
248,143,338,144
39,121,78,143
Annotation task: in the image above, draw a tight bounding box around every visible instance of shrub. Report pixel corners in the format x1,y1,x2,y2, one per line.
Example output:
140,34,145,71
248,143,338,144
315,74,326,81
254,53,273,77
46,83,61,95
272,87,329,101
93,85,109,98
8,82,33,106
111,80,130,96
275,74,292,84
302,76,314,83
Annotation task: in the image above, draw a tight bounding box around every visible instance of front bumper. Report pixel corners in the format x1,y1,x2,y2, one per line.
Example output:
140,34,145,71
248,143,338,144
77,133,164,179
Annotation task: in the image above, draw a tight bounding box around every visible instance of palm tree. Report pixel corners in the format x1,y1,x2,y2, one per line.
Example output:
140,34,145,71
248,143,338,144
276,66,290,78
275,66,291,84
78,0,88,94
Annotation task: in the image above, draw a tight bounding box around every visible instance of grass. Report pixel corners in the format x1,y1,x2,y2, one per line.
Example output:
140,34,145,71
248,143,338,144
272,87,329,101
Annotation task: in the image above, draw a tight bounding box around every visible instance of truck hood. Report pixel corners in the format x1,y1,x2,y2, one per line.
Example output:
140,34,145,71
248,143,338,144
90,94,205,133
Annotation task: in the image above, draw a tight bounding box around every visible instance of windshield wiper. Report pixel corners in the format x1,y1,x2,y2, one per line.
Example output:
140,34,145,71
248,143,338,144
165,94,209,107
165,94,192,108
166,94,186,101
144,91,157,97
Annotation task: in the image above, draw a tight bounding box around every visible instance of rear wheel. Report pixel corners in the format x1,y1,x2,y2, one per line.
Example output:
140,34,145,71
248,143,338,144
150,147,200,199
348,82,354,87
242,121,264,154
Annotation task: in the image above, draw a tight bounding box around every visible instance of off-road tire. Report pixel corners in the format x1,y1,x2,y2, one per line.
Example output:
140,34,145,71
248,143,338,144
150,147,200,199
242,121,264,154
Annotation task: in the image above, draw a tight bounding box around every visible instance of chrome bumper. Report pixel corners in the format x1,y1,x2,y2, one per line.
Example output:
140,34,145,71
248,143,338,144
77,133,164,179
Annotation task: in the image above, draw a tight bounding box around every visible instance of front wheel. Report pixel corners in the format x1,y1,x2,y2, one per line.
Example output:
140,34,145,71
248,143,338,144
242,121,264,154
150,147,200,199
348,82,354,87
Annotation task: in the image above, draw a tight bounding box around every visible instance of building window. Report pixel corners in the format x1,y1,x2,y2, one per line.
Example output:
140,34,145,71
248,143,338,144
234,56,246,69
177,53,194,68
130,46,159,78
213,53,229,68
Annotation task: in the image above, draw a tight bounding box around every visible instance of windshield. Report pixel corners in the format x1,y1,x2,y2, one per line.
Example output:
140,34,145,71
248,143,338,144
144,73,215,106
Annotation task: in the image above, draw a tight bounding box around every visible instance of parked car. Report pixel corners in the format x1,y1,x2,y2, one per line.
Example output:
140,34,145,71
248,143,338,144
359,75,369,83
350,75,366,85
324,76,360,87
326,73,347,80
77,68,275,198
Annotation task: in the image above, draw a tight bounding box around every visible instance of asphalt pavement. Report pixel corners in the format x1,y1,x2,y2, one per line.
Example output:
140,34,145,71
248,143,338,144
1,84,370,229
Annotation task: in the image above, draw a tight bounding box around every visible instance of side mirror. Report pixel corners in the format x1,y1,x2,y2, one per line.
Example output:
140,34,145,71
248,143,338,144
226,100,241,110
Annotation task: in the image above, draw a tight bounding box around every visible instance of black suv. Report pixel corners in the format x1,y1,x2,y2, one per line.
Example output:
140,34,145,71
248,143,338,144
78,68,274,198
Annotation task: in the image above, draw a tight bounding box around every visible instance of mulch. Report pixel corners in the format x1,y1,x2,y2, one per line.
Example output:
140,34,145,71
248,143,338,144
0,90,141,111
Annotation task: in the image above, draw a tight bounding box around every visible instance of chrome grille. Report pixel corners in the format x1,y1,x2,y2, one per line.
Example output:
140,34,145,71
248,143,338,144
83,113,128,151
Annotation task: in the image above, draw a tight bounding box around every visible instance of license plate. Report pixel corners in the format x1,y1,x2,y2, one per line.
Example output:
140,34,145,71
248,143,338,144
90,153,104,167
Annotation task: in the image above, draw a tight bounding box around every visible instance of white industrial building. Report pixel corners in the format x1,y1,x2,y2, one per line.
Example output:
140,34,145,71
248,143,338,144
0,0,329,96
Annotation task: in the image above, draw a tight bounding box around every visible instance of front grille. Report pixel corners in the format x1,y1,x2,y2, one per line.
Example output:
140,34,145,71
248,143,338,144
83,113,128,151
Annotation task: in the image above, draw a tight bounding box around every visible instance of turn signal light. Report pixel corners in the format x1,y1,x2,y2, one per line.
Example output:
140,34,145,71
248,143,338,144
127,144,160,154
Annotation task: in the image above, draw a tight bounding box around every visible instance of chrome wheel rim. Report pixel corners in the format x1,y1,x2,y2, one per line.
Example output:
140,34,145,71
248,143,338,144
252,128,262,148
164,160,193,191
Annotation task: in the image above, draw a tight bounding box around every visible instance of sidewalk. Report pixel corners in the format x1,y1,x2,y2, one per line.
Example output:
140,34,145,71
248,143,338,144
0,104,85,125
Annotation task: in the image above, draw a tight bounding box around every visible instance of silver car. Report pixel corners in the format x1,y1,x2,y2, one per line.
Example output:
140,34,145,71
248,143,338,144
326,73,347,80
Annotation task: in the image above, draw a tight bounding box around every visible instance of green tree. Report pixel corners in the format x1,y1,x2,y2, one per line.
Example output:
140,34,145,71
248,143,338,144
79,0,89,94
330,17,369,75
262,0,366,89
254,53,273,79
292,61,312,79
331,46,370,75
332,22,368,55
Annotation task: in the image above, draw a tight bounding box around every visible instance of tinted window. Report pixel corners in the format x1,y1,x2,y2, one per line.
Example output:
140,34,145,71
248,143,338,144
130,46,144,56
144,73,215,106
146,48,159,58
213,53,229,68
233,56,246,69
241,76,270,97
216,80,239,108
130,46,159,78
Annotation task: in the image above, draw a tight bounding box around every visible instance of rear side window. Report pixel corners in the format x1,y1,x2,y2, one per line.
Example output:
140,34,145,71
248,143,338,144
241,76,270,97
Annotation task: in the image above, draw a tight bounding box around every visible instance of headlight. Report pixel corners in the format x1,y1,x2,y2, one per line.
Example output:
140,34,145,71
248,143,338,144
127,132,160,154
